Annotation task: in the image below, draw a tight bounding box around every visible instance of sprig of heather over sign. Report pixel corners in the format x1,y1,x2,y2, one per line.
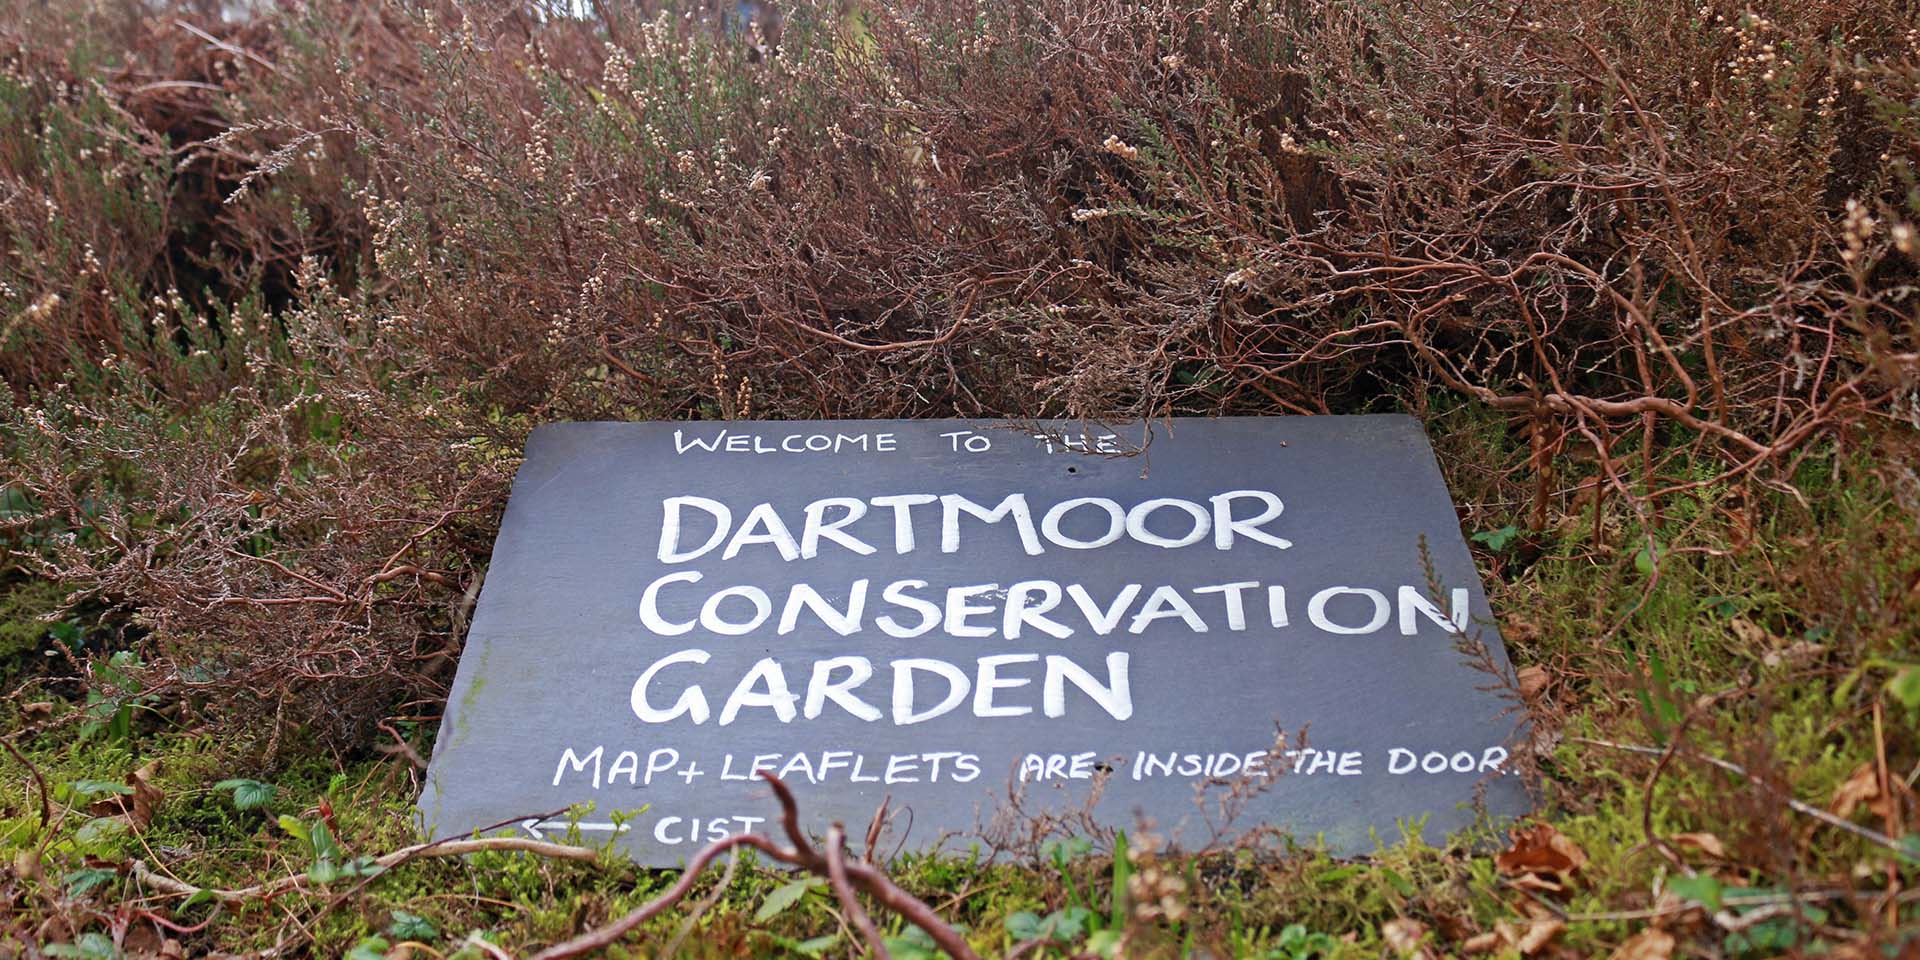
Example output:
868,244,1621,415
1,0,1917,747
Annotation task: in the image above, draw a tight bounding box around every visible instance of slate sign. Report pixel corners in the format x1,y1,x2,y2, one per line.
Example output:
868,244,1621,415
419,417,1529,863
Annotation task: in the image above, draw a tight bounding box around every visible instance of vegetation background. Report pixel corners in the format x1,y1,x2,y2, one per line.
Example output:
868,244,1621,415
1,0,1917,956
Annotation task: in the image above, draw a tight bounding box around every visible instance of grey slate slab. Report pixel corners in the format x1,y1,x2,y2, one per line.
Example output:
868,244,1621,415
418,416,1530,863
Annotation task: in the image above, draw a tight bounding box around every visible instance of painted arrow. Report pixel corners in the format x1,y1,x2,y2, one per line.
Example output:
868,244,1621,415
520,818,633,840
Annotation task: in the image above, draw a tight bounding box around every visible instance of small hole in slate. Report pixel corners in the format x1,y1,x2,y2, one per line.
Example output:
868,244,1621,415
1066,466,1078,474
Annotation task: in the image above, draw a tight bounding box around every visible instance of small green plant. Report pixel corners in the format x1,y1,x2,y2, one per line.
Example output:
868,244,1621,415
1265,923,1339,959
344,936,391,960
213,778,277,812
277,814,382,884
75,651,151,747
755,874,828,922
43,933,118,960
387,909,438,940
1008,833,1135,956
63,867,118,897
1470,525,1521,552
881,924,944,960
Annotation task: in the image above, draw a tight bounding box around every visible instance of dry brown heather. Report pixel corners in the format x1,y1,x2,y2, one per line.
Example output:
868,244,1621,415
1,0,1913,742
0,0,1918,954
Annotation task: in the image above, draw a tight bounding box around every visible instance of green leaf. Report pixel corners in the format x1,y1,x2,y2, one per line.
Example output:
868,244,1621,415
1042,835,1094,866
755,876,822,922
1007,909,1089,942
105,705,131,744
1888,667,1920,710
1633,540,1664,576
881,925,940,960
74,817,129,847
760,933,840,957
63,867,118,897
344,936,391,960
1376,866,1417,898
69,779,133,797
1668,873,1725,911
309,819,344,862
387,909,438,940
43,933,118,960
1049,907,1091,940
1471,525,1521,552
343,856,385,879
1896,834,1920,865
214,778,277,811
1006,912,1045,941
1084,929,1123,958
792,935,838,957
1109,830,1132,931
277,814,310,844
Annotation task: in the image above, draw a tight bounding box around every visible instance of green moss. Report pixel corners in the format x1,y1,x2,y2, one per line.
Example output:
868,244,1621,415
0,577,66,671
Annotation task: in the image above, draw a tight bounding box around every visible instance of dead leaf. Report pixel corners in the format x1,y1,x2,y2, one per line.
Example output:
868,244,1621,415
1503,615,1543,644
1462,931,1503,954
1383,918,1432,959
1517,665,1550,700
126,760,163,831
1507,872,1569,894
1671,832,1726,859
1729,617,1773,647
1610,928,1675,960
33,915,71,947
86,760,164,832
1829,763,1898,823
1529,723,1563,758
21,701,53,719
1464,906,1565,957
1516,914,1565,955
1763,640,1827,668
122,924,164,958
1496,824,1588,892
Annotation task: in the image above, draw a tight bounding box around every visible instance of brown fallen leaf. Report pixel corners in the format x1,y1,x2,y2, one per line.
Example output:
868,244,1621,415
85,760,164,833
1728,617,1773,647
1508,871,1569,894
1829,762,1898,823
1515,913,1565,955
1610,928,1675,960
1671,832,1726,859
1517,665,1550,700
127,760,163,831
1496,823,1588,893
122,923,165,958
1462,906,1566,957
1461,931,1503,954
1382,918,1432,959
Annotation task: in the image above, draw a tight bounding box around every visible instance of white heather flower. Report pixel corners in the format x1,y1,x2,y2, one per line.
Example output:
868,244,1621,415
1892,223,1915,256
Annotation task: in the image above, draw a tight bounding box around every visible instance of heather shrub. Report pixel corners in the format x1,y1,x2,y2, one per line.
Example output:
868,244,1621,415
2,0,1917,751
